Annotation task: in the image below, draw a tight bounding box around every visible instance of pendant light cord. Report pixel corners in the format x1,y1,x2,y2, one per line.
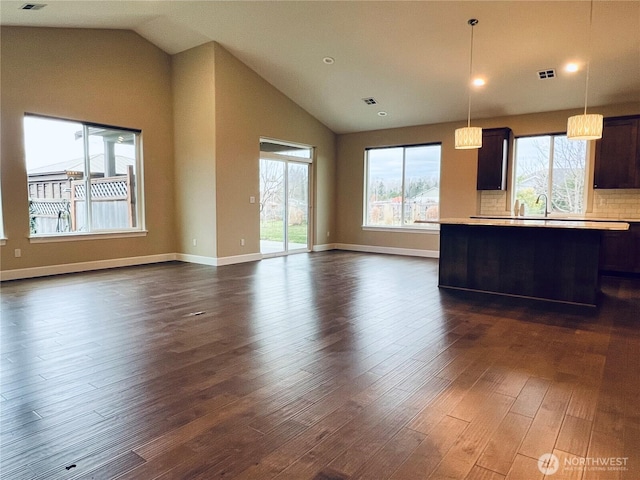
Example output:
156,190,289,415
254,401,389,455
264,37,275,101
467,20,476,128
583,0,594,115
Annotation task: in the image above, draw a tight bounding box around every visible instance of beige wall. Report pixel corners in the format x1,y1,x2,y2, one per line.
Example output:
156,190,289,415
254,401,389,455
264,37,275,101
213,43,336,258
335,102,640,252
172,43,217,258
0,27,175,272
0,28,335,277
1,25,636,276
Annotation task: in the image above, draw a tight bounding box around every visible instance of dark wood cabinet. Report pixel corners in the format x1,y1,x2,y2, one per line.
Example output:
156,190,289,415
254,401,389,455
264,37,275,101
599,223,640,274
439,223,602,306
594,115,640,189
477,127,511,190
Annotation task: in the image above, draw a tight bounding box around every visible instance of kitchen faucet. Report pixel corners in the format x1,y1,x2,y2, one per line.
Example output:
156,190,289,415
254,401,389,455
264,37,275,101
535,193,549,217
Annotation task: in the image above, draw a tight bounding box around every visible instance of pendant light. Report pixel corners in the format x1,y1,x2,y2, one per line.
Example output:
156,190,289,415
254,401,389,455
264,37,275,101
567,0,603,140
455,18,482,149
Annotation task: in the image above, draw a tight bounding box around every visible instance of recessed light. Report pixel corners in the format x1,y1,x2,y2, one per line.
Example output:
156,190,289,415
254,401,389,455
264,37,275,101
377,111,388,117
565,63,579,73
322,57,335,65
472,78,486,87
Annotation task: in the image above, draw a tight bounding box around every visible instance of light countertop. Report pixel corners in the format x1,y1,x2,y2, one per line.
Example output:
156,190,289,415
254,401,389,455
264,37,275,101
436,218,630,231
471,215,639,223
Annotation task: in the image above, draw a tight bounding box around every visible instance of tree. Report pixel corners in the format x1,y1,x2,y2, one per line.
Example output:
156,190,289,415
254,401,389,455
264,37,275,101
259,160,284,222
550,138,586,213
515,136,585,215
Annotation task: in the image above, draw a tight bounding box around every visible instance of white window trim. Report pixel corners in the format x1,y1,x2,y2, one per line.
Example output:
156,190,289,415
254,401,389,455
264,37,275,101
29,230,147,243
260,151,313,165
362,224,440,234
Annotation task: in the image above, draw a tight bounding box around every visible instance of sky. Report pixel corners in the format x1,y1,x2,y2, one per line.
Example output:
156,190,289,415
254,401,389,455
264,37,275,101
368,145,441,182
23,116,135,171
24,116,86,170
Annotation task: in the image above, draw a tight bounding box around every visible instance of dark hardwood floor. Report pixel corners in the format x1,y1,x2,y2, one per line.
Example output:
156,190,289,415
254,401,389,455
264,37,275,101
1,251,639,479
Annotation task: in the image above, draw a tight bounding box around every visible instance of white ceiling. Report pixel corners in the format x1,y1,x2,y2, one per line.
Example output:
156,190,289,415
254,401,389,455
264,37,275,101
1,1,639,134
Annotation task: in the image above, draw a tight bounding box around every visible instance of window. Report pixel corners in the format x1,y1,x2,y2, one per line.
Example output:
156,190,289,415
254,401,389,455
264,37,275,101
24,115,143,236
513,134,587,215
364,144,441,227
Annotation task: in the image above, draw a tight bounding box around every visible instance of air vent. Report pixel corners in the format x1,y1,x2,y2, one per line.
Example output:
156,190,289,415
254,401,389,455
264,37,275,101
20,3,47,10
537,69,556,79
362,97,378,105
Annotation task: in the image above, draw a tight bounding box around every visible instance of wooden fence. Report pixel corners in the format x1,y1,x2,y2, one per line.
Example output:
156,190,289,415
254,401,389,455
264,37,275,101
29,166,135,234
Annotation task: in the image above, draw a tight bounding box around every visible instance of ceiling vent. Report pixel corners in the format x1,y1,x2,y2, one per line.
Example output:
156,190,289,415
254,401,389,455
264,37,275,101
362,97,378,105
20,3,46,9
537,69,556,79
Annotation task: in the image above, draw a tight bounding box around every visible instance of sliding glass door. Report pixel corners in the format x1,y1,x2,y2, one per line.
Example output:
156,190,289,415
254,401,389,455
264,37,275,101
285,162,309,252
259,140,311,256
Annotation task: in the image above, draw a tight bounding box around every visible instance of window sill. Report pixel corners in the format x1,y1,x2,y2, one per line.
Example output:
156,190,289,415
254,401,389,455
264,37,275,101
362,224,440,234
29,230,148,243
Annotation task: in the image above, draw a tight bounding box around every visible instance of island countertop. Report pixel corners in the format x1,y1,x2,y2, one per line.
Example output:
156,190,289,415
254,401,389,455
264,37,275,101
435,217,629,231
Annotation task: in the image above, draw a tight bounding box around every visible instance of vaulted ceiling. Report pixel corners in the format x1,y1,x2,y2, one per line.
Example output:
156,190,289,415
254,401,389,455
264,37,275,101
1,1,638,134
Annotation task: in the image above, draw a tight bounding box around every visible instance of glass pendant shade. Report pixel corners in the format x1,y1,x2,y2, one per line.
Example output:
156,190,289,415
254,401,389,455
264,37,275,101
567,113,603,140
455,126,482,149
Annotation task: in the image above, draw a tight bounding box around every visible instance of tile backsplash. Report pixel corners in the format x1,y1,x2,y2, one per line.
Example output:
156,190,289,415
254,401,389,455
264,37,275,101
479,190,640,219
591,190,640,219
480,191,510,216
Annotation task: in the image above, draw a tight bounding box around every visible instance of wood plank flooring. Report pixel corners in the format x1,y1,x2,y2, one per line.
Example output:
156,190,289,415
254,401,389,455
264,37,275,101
1,251,639,479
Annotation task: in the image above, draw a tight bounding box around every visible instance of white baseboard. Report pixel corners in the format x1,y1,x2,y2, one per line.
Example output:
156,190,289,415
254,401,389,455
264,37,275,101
175,253,219,266
0,253,176,281
216,252,263,266
335,243,439,258
1,245,438,281
176,252,262,267
312,243,337,252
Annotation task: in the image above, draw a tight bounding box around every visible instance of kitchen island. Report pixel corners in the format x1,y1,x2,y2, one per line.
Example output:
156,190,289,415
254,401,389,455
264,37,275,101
437,218,629,307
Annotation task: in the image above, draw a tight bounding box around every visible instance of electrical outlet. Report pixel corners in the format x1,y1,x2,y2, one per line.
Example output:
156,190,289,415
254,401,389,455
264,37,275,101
249,196,256,204
14,249,21,258
327,231,330,237
192,238,197,247
240,238,245,246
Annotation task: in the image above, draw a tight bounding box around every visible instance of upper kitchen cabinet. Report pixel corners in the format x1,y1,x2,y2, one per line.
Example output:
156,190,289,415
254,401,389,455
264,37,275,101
593,115,640,189
477,127,511,190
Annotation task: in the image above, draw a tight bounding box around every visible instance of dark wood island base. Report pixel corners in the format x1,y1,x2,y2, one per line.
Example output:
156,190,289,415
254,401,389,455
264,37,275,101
438,221,623,307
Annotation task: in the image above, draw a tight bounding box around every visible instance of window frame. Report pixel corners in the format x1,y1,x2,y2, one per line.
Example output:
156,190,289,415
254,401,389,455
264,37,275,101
511,132,589,217
363,142,442,231
0,182,5,245
24,114,145,240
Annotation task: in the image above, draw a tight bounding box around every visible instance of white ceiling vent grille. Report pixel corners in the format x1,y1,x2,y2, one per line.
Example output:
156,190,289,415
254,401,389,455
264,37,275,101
20,3,47,10
362,97,378,105
537,69,556,79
